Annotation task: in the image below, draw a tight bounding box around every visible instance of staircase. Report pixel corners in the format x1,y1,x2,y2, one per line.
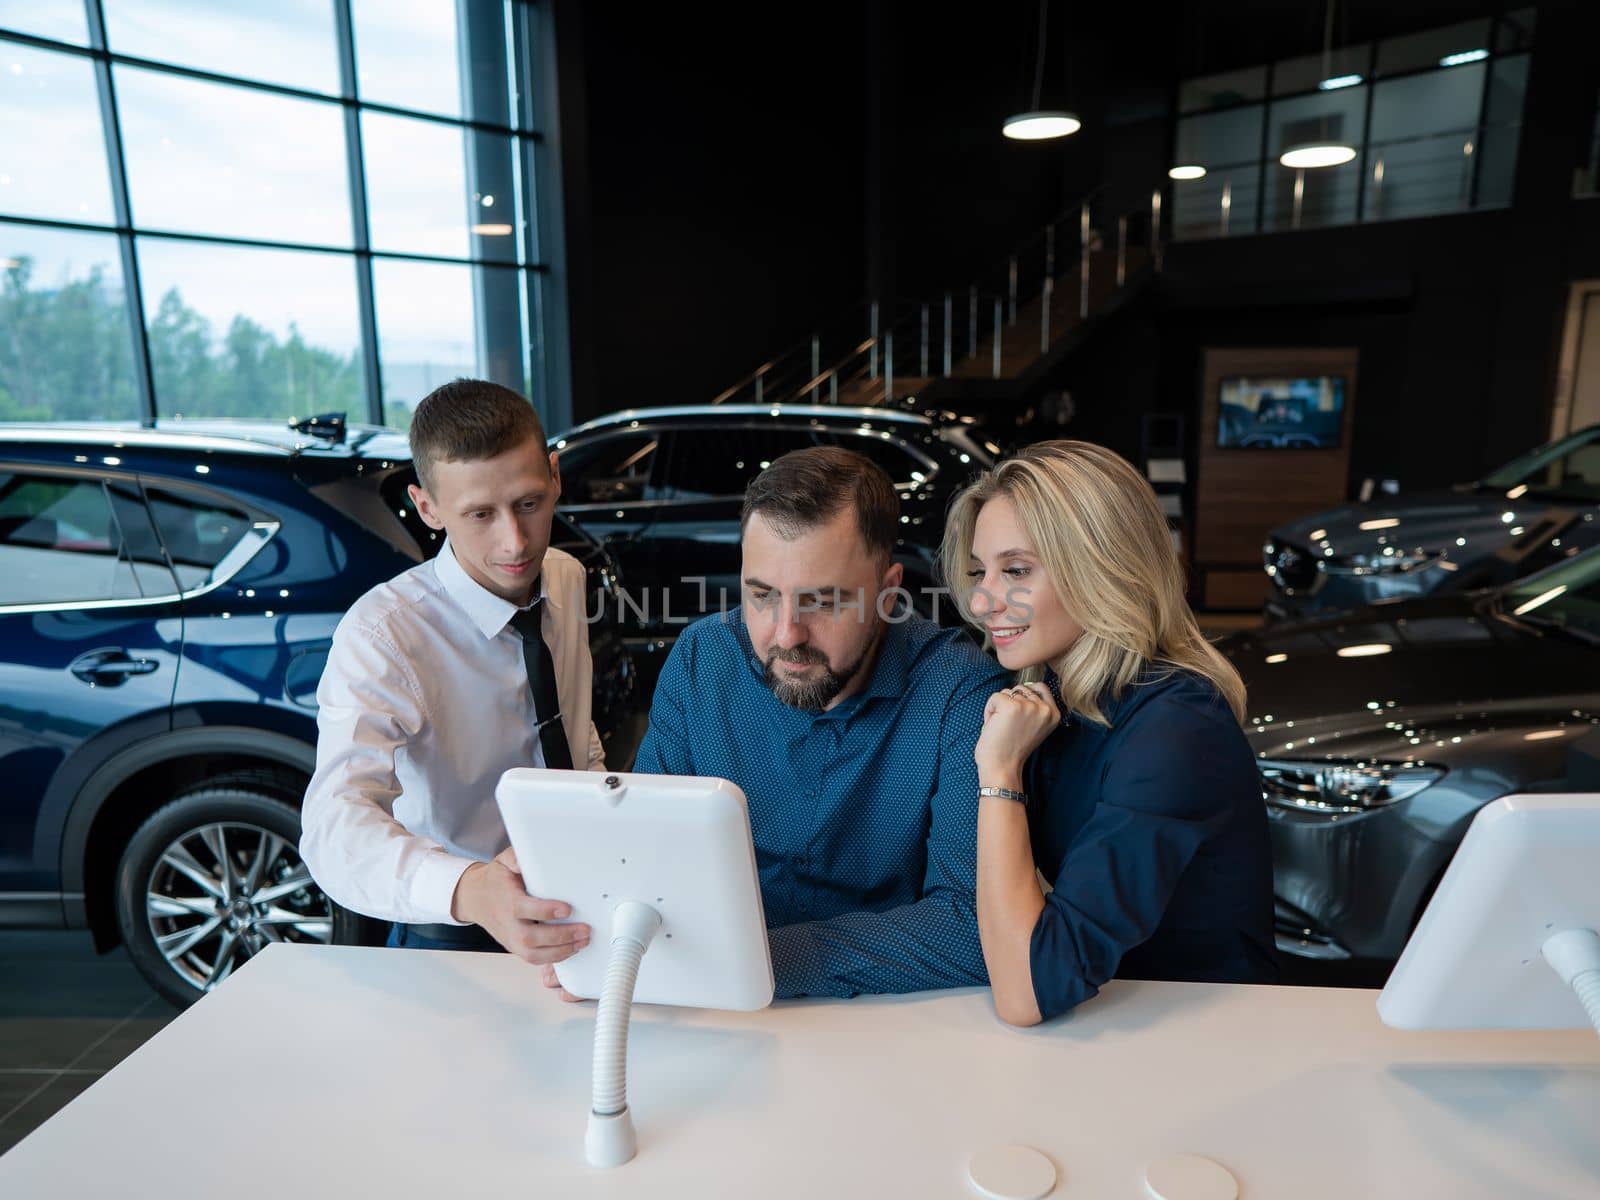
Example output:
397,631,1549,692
710,187,1166,413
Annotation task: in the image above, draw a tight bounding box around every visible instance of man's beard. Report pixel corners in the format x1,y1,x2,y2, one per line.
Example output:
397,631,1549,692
762,626,881,713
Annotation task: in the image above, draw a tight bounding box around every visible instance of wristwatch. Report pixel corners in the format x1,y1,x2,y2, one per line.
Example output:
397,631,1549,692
978,785,1028,805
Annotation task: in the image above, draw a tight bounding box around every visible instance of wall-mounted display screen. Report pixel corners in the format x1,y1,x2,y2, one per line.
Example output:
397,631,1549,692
1216,376,1345,449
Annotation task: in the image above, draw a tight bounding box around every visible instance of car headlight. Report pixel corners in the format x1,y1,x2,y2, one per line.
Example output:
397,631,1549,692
1258,759,1444,813
1262,539,1319,590
1320,550,1441,576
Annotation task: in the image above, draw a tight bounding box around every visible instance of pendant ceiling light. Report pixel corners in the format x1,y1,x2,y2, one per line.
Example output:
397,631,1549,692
1003,0,1080,142
1279,0,1356,169
1279,144,1357,168
1168,10,1207,181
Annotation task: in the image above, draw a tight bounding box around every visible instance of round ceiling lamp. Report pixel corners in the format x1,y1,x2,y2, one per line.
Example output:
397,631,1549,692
1278,0,1356,169
1279,143,1357,169
1004,0,1080,142
1168,164,1207,181
1004,111,1081,141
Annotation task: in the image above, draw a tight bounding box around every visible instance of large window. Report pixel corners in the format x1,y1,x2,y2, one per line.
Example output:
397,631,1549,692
0,1,562,430
1172,9,1535,240
137,238,364,420
0,224,139,421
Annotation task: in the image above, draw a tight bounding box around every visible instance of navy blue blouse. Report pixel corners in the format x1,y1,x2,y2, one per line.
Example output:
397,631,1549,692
1025,667,1278,1020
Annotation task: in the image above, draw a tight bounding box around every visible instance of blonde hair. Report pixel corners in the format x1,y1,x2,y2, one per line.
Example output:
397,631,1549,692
939,440,1247,726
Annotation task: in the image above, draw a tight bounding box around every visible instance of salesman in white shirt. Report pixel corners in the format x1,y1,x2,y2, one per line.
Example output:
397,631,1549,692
300,378,600,963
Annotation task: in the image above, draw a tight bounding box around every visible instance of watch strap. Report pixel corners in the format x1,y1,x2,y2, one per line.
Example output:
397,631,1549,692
978,785,1028,805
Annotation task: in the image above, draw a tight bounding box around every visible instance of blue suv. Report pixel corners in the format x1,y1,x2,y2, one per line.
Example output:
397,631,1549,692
0,419,636,1006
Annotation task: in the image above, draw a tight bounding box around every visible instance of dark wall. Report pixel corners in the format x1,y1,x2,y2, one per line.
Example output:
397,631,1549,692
560,1,1094,422
1057,210,1515,495
558,0,1600,496
562,3,868,421
1050,0,1600,496
874,6,1090,305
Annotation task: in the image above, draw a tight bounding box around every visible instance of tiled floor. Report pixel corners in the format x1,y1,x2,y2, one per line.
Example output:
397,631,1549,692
0,932,179,1155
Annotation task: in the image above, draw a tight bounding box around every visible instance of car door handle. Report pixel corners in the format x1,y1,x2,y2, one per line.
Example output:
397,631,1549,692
68,649,160,686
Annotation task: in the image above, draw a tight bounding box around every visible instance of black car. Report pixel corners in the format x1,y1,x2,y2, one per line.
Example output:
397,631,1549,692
1223,547,1600,971
1263,423,1600,620
550,403,996,645
0,420,635,1006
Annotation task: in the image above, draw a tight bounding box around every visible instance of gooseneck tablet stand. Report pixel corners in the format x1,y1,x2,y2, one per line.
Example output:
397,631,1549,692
584,900,663,1167
496,768,774,1169
1543,928,1600,1037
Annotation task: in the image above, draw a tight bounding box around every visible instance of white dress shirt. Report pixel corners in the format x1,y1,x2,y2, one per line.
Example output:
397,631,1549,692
300,540,605,925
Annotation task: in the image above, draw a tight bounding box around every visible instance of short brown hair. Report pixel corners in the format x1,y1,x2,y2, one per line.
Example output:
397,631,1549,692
740,446,899,561
408,378,546,490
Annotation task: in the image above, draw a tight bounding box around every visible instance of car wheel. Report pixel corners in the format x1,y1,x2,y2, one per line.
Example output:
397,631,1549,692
116,787,333,1008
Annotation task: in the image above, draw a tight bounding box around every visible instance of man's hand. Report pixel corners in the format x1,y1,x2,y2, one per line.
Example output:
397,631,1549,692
450,846,590,964
540,963,584,1003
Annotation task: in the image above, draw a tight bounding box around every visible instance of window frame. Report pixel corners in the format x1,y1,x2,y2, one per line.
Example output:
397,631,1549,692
0,0,562,430
1169,11,1533,240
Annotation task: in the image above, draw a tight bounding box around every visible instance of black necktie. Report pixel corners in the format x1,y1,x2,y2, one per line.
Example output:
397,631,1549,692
508,591,573,770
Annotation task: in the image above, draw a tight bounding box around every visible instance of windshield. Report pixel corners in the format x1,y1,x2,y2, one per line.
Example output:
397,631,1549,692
1500,546,1600,642
1480,424,1600,501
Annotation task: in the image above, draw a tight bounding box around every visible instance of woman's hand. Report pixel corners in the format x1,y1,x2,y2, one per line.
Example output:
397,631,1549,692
974,681,1061,780
973,681,1055,1028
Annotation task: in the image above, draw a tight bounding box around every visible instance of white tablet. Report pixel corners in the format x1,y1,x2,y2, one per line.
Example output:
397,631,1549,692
1378,792,1600,1031
495,767,774,1010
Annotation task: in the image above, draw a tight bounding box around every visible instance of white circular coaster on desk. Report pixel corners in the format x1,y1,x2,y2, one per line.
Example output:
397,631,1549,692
966,1144,1058,1200
1142,1153,1238,1200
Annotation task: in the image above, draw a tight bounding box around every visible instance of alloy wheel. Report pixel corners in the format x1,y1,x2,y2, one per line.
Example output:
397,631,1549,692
143,821,331,992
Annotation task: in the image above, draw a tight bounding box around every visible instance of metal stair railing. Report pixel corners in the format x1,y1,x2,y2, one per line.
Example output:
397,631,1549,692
709,184,1167,408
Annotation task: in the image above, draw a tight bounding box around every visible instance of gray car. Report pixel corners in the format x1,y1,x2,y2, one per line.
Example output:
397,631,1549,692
1223,546,1600,971
1263,424,1600,620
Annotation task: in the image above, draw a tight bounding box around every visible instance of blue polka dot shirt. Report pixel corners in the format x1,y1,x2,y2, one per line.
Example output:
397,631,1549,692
632,608,1007,998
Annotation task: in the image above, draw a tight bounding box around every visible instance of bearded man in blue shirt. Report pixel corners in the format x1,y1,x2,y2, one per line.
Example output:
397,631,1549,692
614,447,1004,999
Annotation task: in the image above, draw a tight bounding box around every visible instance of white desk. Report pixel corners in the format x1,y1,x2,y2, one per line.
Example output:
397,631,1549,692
3,943,1596,1198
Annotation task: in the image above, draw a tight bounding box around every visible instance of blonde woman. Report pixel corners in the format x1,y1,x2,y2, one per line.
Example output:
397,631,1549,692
940,440,1277,1026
